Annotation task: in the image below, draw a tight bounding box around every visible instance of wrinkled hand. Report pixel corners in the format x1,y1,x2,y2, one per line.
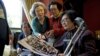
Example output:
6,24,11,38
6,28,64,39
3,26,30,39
44,30,54,38
58,53,64,56
38,34,45,40
37,34,46,43
17,48,21,54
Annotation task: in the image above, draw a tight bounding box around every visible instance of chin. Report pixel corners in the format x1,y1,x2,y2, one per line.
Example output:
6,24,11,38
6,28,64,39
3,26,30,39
64,27,67,30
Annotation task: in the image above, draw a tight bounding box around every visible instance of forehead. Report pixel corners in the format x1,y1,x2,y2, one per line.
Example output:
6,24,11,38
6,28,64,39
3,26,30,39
50,5,57,9
61,14,71,22
22,24,28,27
35,6,44,10
62,14,68,20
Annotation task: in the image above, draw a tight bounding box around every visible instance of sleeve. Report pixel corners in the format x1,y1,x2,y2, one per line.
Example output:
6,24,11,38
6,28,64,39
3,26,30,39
53,27,65,37
0,0,11,45
78,30,97,56
48,18,53,29
31,19,41,36
49,18,65,37
16,33,23,48
7,24,11,45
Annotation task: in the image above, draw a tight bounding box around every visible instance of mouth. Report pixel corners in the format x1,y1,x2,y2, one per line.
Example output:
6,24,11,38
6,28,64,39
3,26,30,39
63,25,68,29
63,24,67,27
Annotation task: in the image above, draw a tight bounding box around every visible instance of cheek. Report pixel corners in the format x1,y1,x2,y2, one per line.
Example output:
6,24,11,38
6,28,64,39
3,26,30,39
50,11,55,14
37,11,44,16
23,29,26,32
64,23,72,29
54,10,58,14
51,9,56,13
35,11,41,15
62,22,68,28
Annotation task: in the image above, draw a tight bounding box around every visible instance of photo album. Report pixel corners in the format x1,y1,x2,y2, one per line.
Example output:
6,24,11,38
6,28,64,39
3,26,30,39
18,35,58,56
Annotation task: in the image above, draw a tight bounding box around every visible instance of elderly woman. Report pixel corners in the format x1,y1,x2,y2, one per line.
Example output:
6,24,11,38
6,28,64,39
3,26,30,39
58,10,97,56
46,1,65,53
30,2,49,39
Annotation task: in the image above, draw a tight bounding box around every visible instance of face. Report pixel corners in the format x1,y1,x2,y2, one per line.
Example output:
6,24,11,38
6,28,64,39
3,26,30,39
22,24,31,35
61,14,75,30
35,6,45,19
50,5,60,17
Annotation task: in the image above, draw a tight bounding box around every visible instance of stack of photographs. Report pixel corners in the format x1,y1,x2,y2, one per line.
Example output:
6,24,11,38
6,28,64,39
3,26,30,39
18,35,58,56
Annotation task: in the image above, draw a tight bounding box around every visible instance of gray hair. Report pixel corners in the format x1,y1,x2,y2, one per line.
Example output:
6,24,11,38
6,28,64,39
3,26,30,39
30,2,47,17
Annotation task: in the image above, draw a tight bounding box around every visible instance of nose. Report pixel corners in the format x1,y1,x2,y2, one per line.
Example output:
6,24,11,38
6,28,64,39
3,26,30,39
62,21,67,26
50,9,55,13
39,10,42,14
62,20,65,24
52,9,55,13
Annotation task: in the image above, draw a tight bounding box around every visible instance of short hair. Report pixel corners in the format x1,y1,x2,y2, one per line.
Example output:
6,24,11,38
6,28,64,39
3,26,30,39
30,2,47,17
21,22,32,32
48,1,62,11
62,10,78,22
61,10,79,25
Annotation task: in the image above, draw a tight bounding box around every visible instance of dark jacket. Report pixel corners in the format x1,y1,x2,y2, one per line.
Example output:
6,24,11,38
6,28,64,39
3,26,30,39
16,32,25,49
0,0,10,55
60,28,97,56
75,30,96,56
16,31,32,49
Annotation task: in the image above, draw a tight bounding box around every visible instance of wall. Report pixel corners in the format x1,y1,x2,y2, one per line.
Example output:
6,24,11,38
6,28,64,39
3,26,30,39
83,0,100,32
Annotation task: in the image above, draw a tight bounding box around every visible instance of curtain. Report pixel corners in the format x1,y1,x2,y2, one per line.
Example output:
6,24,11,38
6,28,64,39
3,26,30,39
21,0,36,25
